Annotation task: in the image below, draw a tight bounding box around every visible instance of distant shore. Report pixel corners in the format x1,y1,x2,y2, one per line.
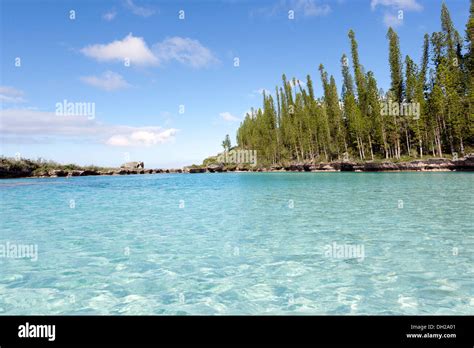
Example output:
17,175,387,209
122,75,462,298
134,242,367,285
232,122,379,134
188,155,474,173
1,155,473,179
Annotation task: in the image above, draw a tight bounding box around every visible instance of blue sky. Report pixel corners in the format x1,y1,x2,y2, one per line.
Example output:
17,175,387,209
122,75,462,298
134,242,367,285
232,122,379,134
0,0,470,168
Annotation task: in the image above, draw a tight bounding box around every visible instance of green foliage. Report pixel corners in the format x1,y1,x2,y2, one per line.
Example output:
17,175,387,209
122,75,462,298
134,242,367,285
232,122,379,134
222,134,232,151
233,2,472,164
0,156,114,178
203,156,218,166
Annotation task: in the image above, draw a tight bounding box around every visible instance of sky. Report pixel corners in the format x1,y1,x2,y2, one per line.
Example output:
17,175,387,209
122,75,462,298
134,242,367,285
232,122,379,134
0,0,470,168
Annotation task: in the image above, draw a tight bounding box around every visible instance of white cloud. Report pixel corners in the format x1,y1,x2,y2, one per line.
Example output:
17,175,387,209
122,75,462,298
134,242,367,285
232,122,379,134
293,0,331,17
0,108,177,147
102,10,117,21
80,34,217,68
371,0,422,11
124,0,156,17
105,134,130,146
0,109,100,137
370,0,422,27
106,128,177,146
219,112,240,122
251,0,331,18
80,71,130,91
0,86,26,104
383,12,403,28
153,37,219,68
81,33,158,66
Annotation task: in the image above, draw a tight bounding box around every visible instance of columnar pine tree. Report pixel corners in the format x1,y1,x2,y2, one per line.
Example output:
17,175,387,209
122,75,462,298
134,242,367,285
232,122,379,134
234,2,471,165
387,27,404,159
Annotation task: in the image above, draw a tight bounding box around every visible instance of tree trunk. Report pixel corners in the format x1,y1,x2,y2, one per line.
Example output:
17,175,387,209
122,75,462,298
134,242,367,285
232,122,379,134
368,135,374,160
405,128,411,156
419,139,423,158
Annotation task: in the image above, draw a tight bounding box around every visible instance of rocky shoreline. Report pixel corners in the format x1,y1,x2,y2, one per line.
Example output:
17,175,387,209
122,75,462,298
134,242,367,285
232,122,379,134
4,167,185,178
1,155,473,178
191,154,474,173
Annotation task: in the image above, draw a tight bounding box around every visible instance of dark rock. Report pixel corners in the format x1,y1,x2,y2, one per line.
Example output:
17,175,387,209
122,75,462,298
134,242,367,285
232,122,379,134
236,165,249,172
340,161,356,171
80,170,101,176
207,163,224,173
34,170,50,177
224,164,237,172
69,170,83,176
321,164,337,171
303,163,313,171
286,163,305,171
363,162,399,171
188,167,206,173
453,154,474,171
49,169,68,177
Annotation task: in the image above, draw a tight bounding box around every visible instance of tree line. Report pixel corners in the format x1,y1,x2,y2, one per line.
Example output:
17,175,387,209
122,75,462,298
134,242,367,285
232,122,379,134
235,2,473,165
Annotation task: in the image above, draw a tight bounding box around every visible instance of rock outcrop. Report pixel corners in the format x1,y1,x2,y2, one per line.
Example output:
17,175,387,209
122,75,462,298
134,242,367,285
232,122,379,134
185,167,207,173
80,170,101,176
69,170,83,176
48,169,68,177
121,161,144,169
207,164,224,173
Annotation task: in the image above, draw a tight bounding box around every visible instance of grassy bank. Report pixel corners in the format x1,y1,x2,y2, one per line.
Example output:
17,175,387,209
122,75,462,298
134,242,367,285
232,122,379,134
0,157,114,178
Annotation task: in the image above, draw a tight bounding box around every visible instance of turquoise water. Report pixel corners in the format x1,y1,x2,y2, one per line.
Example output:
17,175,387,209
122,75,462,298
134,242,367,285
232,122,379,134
0,172,473,315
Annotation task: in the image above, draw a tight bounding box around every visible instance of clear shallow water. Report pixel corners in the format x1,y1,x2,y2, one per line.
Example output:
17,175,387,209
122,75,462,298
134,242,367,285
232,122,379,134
0,172,473,315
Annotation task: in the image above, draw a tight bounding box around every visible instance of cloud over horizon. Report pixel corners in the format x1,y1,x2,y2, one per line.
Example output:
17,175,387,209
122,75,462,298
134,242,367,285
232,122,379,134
370,0,423,27
153,37,219,68
0,86,26,104
123,0,156,17
0,108,177,147
102,9,117,21
106,128,177,146
80,33,158,66
80,71,131,91
80,34,218,68
370,0,422,11
251,0,331,19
